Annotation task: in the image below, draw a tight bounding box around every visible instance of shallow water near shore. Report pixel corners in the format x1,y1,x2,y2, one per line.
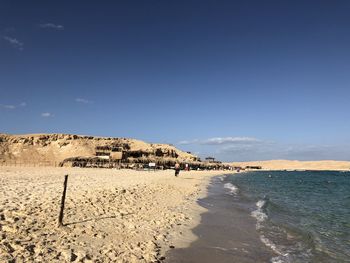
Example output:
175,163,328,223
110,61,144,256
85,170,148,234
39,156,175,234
165,175,274,263
227,170,350,263
167,171,350,263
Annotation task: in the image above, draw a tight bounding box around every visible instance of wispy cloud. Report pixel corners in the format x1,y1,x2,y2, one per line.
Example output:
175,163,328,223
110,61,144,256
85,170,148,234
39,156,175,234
178,139,199,145
3,36,24,51
75,98,93,104
178,136,350,162
0,104,16,109
217,142,350,162
41,112,53,117
39,23,64,30
202,137,261,145
178,137,261,145
0,102,27,110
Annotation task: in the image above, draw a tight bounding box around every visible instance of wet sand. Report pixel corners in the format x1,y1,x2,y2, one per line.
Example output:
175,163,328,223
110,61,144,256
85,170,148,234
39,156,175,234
166,176,274,263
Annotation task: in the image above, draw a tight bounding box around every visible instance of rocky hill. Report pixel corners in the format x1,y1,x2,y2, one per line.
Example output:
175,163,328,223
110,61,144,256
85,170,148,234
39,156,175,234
0,133,199,168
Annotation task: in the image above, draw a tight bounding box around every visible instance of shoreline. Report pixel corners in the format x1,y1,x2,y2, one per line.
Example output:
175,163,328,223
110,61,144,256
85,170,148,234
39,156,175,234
165,174,275,263
0,166,222,262
223,170,350,262
2,167,347,262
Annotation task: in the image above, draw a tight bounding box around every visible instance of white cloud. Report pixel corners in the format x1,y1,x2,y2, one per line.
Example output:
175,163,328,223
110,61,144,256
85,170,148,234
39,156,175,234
3,36,24,50
178,136,350,162
178,136,261,145
202,137,261,145
0,104,16,109
216,142,350,162
39,23,64,30
0,102,27,110
75,98,93,104
41,112,53,117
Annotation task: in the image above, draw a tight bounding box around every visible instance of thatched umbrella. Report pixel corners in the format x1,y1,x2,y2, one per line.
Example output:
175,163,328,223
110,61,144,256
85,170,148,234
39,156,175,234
157,157,176,166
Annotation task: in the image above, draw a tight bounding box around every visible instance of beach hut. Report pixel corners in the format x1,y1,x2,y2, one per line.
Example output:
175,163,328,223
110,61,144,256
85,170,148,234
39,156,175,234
205,157,216,163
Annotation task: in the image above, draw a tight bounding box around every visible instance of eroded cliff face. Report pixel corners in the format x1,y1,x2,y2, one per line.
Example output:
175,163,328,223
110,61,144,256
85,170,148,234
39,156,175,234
0,133,197,166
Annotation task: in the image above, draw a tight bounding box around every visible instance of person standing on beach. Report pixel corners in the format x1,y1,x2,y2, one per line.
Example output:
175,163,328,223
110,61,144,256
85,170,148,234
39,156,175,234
174,163,180,177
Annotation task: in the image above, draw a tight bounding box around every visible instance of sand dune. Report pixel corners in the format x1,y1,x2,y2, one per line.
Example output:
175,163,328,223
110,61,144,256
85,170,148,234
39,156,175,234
231,160,350,171
0,167,221,262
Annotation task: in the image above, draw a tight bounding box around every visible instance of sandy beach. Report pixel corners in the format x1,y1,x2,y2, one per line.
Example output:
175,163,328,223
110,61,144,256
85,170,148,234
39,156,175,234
0,167,222,262
3,0,350,261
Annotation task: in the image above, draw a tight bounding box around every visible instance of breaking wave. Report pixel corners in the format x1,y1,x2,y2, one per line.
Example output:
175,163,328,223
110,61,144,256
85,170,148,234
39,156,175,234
223,182,239,195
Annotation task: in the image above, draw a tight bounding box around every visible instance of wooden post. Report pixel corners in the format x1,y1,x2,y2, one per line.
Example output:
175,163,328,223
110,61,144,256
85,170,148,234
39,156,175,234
58,174,69,227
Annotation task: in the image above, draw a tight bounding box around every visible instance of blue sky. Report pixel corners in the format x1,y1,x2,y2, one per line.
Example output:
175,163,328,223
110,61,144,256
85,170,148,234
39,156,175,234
1,1,350,161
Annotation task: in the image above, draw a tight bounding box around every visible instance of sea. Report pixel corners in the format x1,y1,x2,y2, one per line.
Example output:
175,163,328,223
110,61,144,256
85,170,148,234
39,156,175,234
225,170,350,263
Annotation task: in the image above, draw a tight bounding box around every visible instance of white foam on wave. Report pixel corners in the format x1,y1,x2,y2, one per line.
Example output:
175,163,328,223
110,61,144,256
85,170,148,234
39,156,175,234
223,183,239,195
251,200,291,263
251,200,268,229
256,199,266,209
261,235,294,263
271,256,287,263
260,235,289,256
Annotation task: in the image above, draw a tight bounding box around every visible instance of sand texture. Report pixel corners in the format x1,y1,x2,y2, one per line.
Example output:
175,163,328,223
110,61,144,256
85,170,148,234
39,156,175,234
232,160,350,171
0,167,221,262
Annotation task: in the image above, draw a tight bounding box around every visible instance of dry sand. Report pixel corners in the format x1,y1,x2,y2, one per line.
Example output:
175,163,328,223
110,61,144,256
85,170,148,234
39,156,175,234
0,167,222,262
232,160,350,171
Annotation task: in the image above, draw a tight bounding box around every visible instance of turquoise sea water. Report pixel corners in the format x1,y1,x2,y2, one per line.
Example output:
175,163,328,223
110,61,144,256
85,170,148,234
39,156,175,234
226,171,350,263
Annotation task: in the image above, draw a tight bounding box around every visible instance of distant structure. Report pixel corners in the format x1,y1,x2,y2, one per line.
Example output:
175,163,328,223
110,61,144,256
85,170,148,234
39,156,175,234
246,166,262,170
205,157,216,163
95,146,123,159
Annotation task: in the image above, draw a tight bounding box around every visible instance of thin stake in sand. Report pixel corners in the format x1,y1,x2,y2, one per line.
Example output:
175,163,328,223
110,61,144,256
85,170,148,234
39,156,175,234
58,174,69,227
